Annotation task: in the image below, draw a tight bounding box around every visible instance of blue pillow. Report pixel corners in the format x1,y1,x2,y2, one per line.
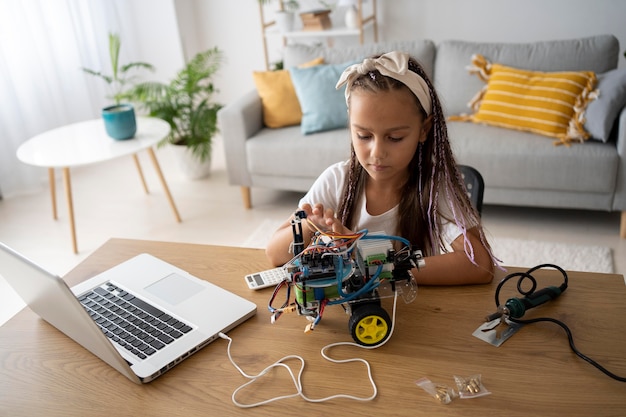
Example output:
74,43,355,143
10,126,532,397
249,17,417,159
289,61,358,135
584,68,626,142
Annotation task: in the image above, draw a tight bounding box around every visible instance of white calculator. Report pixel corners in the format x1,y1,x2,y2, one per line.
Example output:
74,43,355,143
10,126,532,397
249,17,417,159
245,267,290,290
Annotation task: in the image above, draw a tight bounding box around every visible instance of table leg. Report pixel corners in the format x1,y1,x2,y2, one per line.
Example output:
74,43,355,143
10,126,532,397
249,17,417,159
132,154,149,194
146,148,182,223
48,168,57,220
62,167,78,254
241,186,252,209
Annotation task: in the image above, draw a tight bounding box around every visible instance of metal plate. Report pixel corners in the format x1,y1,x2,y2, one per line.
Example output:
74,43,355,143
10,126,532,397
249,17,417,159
472,317,523,347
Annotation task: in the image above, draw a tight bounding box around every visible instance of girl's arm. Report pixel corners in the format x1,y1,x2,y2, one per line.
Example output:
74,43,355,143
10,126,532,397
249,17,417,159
265,217,303,266
266,208,494,285
410,227,495,285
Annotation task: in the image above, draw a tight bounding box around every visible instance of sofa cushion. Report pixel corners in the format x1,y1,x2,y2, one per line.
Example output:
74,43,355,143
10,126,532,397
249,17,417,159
246,126,351,180
447,121,618,194
289,61,357,135
455,54,597,145
584,68,626,143
284,39,437,81
435,35,619,116
252,57,324,128
252,70,302,128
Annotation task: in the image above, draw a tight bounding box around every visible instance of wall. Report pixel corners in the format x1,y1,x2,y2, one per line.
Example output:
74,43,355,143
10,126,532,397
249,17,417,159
380,0,626,46
178,0,626,107
118,0,185,86
0,0,187,197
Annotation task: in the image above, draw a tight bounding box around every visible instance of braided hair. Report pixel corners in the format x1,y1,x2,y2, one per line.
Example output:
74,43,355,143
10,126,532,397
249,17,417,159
337,55,493,263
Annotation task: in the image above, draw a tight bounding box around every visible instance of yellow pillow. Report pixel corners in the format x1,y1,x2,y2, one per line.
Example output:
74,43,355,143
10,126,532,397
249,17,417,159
451,54,598,145
252,57,324,128
299,57,325,69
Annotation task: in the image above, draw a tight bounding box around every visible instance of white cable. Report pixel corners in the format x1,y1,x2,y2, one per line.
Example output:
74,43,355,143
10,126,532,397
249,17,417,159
220,290,399,408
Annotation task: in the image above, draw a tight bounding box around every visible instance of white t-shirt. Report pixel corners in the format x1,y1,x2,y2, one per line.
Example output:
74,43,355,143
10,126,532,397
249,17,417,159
299,160,464,249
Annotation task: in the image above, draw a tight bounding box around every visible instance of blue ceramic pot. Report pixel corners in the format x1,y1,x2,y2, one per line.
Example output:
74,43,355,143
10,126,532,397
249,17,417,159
102,104,137,140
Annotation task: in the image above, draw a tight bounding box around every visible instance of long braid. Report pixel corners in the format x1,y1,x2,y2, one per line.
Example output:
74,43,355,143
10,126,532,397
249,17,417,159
338,148,363,227
415,59,485,260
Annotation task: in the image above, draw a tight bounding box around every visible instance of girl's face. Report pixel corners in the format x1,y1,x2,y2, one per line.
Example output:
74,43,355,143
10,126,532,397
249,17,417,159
348,87,431,185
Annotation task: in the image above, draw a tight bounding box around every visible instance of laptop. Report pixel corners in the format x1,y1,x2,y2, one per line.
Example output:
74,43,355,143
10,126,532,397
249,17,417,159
0,242,257,384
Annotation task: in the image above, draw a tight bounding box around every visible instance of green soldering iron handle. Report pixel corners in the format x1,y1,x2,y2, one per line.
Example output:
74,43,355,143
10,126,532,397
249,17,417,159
504,285,566,319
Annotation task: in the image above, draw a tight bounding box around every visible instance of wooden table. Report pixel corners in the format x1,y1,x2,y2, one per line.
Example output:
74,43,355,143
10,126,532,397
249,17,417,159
16,118,181,253
1,238,625,416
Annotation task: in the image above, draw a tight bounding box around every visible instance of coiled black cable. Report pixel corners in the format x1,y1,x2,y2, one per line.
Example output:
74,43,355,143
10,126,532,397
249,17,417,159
494,263,568,308
495,264,625,382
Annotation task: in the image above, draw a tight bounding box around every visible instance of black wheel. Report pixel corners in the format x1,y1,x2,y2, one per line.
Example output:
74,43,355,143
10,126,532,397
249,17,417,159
348,304,392,346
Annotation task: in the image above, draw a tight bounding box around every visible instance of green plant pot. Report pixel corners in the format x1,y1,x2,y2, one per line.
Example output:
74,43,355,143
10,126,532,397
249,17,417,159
102,104,137,140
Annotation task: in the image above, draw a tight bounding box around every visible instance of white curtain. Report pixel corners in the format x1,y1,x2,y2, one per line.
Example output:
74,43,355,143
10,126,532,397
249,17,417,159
0,0,173,198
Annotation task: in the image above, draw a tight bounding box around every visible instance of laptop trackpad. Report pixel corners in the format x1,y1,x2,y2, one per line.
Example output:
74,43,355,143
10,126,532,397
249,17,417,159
144,273,204,305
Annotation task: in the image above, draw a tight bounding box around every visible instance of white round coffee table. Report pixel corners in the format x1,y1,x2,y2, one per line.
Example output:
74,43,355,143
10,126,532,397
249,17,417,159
17,117,181,253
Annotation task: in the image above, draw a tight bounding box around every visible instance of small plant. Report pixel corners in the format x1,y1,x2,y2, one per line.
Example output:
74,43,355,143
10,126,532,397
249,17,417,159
317,1,336,11
283,0,300,11
82,33,154,105
270,60,284,71
124,47,224,163
259,0,300,12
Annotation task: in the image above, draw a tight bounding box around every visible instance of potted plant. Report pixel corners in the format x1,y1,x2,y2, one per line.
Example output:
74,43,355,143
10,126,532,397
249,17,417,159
82,32,154,140
259,0,300,32
124,47,224,179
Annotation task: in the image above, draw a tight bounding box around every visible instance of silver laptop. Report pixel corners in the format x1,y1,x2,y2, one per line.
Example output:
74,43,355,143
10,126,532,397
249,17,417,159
0,242,257,384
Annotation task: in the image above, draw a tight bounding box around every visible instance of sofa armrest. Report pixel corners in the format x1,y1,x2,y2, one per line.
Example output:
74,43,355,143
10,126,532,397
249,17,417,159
612,106,626,212
217,90,264,187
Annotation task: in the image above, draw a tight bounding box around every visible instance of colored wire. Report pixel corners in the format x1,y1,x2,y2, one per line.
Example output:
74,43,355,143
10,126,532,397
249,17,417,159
331,264,383,305
361,232,411,248
312,299,328,327
267,278,291,321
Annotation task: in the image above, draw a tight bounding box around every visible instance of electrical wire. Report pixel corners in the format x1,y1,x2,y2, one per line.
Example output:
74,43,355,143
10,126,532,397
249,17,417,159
495,264,625,382
509,315,626,382
330,269,383,305
220,290,399,408
361,232,411,248
493,263,568,308
267,278,292,322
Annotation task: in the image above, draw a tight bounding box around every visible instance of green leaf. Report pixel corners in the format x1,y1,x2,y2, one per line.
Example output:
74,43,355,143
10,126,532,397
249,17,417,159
109,33,121,82
82,32,154,106
125,47,224,163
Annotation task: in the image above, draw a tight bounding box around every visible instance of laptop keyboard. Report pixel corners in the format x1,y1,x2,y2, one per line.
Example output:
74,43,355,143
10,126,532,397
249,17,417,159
78,282,193,360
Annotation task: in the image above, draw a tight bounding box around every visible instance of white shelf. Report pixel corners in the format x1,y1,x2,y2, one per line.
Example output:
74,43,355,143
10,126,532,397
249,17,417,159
259,0,378,70
265,26,362,39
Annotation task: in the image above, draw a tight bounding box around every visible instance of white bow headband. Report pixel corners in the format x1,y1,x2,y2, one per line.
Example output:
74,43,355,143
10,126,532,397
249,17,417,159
335,51,432,116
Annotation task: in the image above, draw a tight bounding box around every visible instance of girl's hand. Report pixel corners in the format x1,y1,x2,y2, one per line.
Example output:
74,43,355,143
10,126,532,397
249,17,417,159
300,203,352,235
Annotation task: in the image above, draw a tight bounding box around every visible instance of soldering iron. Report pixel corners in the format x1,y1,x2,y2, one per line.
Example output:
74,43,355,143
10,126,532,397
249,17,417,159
483,263,626,382
486,263,568,322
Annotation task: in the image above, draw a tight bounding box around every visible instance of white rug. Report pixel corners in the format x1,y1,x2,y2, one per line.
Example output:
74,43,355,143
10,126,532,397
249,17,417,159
241,219,614,274
490,237,614,274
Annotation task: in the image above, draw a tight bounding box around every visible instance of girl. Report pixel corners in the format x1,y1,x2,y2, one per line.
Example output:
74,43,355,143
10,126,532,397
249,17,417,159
266,51,497,285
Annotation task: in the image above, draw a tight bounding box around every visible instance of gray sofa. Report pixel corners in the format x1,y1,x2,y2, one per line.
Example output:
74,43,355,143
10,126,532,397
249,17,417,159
218,35,626,238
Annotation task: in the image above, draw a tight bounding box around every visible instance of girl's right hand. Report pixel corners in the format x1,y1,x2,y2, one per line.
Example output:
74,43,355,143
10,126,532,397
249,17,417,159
300,203,352,235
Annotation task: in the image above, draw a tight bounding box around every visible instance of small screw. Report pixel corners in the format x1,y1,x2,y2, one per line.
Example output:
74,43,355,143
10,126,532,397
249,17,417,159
466,378,481,393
